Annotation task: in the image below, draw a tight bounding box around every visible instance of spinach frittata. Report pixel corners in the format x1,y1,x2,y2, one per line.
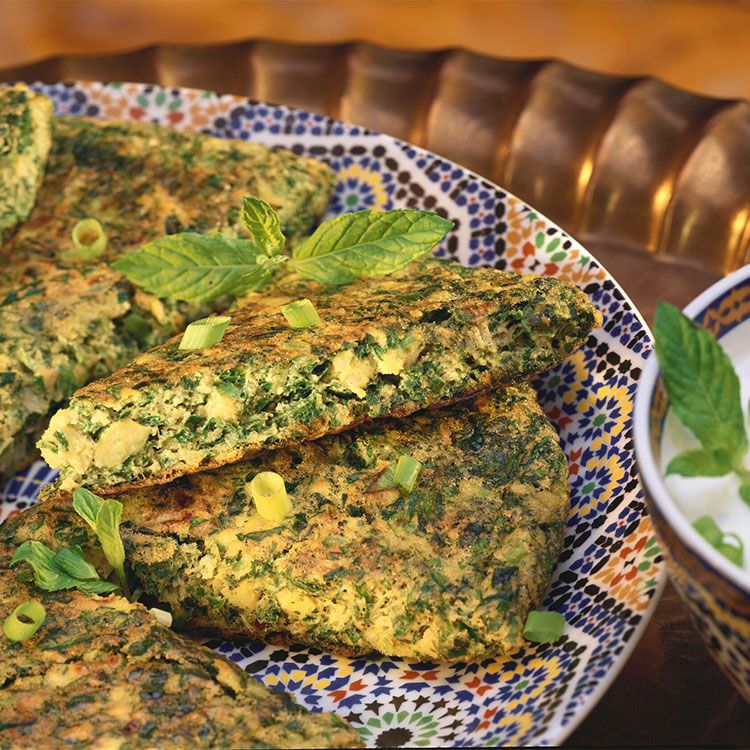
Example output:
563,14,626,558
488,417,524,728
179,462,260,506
0,85,52,243
29,386,568,660
40,258,600,493
0,114,334,478
5,116,334,278
0,542,359,749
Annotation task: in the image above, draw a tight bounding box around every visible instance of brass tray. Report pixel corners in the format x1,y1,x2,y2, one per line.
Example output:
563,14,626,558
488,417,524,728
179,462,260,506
3,40,750,746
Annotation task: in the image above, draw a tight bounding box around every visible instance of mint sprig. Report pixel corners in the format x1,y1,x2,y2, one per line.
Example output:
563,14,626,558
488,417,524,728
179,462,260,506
112,199,453,302
11,489,132,597
11,540,119,595
655,301,750,502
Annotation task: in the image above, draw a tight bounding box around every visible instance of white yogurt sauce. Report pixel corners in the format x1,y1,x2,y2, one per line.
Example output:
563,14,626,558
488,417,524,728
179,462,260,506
660,322,750,574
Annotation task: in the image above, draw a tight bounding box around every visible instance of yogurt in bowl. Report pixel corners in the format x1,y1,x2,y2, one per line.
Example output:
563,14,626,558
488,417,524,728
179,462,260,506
660,318,750,575
635,264,750,701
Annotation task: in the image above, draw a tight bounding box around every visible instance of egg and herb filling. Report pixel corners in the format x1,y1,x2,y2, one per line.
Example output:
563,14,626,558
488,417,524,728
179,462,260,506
0,109,334,477
0,541,360,748
27,385,568,661
39,259,601,492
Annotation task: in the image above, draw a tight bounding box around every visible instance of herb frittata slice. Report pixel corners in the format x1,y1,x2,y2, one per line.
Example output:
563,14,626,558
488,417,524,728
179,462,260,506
0,115,334,477
40,259,601,493
0,266,212,480
27,385,567,660
4,116,334,278
0,85,52,243
0,540,360,749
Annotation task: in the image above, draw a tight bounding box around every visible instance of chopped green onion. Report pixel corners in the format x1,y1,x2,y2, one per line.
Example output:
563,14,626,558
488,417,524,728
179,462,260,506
376,454,423,495
250,471,292,523
3,601,46,642
376,465,396,490
178,316,231,350
65,218,108,261
716,541,744,567
692,515,723,547
693,515,744,567
523,610,565,643
149,607,173,628
393,454,422,494
282,299,321,329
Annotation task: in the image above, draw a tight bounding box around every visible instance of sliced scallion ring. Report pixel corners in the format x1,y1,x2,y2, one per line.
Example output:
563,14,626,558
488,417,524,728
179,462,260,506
178,316,231,350
282,299,321,329
523,610,565,643
149,607,173,628
716,541,743,567
250,471,292,523
66,218,108,261
393,454,422,495
3,600,46,642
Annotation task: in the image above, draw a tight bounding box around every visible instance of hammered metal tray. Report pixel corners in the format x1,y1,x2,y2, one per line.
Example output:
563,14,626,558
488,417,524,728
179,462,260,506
3,40,749,302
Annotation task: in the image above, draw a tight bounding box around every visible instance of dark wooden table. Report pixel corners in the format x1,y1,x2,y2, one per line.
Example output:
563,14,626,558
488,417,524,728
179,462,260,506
4,40,750,747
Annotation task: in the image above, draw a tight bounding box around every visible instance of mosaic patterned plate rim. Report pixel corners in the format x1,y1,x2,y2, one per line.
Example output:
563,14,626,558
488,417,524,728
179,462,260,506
0,80,667,748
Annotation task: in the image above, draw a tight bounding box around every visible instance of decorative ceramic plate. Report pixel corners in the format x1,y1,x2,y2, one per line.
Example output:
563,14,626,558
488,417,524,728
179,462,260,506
1,82,665,747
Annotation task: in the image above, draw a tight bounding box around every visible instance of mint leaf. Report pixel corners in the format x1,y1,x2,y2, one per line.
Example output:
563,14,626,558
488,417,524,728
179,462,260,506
740,482,750,508
113,233,286,302
72,487,102,531
95,499,128,594
292,209,454,285
73,488,129,595
666,449,733,477
11,541,78,591
654,301,747,463
241,197,285,256
76,579,120,595
10,541,118,594
53,545,100,580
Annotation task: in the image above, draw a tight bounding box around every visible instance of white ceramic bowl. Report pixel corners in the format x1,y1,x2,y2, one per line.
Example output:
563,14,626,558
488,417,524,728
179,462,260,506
634,264,750,702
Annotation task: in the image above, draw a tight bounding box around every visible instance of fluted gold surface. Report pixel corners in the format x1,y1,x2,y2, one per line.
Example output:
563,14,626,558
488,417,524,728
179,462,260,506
2,41,747,281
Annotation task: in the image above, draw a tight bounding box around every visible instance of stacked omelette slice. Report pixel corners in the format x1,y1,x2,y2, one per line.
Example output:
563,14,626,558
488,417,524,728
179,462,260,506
0,86,360,749
29,258,601,661
0,85,334,479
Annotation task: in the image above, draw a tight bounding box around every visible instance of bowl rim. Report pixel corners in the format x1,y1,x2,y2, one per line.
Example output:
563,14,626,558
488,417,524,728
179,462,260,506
634,263,750,594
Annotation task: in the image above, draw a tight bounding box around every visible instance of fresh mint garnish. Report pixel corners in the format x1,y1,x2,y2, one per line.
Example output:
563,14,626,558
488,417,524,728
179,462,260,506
113,199,454,300
655,301,750,505
112,232,286,302
291,209,454,285
72,488,129,597
10,540,119,595
241,196,286,256
12,490,134,598
665,448,734,477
